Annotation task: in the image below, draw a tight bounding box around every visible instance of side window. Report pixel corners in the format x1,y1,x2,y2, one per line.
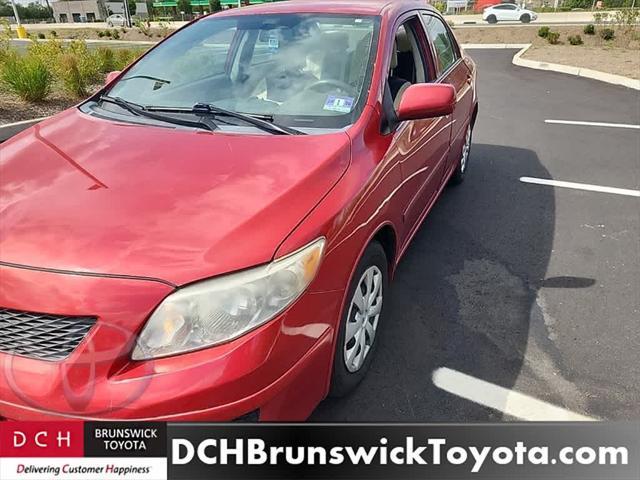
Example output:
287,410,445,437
250,30,280,66
173,26,237,81
422,14,458,75
388,18,431,107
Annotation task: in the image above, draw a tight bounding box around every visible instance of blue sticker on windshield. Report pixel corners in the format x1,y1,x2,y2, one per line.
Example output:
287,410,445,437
323,95,355,114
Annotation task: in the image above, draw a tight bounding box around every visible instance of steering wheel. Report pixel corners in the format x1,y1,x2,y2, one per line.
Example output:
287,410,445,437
305,79,357,96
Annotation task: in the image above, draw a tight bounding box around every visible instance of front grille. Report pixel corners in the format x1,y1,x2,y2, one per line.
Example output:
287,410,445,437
0,308,96,361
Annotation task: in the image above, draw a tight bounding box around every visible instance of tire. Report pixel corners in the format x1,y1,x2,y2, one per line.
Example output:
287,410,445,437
486,15,497,24
520,14,531,23
449,123,473,186
329,241,388,397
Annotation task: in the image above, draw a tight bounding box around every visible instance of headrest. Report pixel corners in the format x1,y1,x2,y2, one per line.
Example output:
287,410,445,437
396,28,412,53
390,42,398,70
391,27,411,71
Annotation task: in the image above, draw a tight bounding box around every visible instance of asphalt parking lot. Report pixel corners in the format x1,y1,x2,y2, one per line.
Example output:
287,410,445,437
1,49,637,423
312,49,639,422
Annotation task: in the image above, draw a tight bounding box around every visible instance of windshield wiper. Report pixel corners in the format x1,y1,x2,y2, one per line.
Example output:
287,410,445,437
99,95,216,132
115,75,171,85
146,103,305,136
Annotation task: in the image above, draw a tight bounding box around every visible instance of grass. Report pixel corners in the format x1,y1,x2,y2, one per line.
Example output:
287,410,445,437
0,38,146,103
0,52,52,102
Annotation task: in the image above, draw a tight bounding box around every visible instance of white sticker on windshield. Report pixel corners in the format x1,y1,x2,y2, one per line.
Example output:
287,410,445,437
323,95,355,114
268,36,279,52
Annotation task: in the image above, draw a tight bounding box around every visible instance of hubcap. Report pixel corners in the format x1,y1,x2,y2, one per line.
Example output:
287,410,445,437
460,126,471,173
343,266,383,373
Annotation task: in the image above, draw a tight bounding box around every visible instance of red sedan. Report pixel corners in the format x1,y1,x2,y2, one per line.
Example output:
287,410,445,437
0,0,477,421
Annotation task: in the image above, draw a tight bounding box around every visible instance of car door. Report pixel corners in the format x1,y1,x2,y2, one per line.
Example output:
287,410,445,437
502,4,520,21
422,12,473,180
387,15,453,238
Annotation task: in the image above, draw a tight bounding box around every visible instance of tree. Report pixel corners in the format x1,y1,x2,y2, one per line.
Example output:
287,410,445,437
178,0,192,14
128,0,137,16
0,1,53,21
0,1,12,18
210,0,222,12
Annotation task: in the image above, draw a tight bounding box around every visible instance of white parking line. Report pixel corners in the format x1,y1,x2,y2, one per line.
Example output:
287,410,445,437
0,117,49,128
520,177,640,197
432,367,596,421
545,119,640,130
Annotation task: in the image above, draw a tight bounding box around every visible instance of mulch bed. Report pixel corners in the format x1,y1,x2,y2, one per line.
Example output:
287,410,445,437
0,91,78,125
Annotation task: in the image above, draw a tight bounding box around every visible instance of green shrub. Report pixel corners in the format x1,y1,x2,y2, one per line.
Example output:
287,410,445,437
0,53,53,102
538,26,550,38
97,30,105,38
600,28,615,40
113,48,144,70
613,8,639,34
547,31,560,44
58,53,87,97
134,18,152,37
568,35,583,45
95,47,116,74
49,30,57,38
58,41,102,97
27,38,64,64
433,1,446,13
0,19,11,62
111,30,120,40
593,12,610,25
583,24,595,35
562,0,592,7
157,21,171,38
37,32,45,39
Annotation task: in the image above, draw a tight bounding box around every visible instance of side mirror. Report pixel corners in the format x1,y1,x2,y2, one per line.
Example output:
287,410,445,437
396,84,456,122
105,70,122,85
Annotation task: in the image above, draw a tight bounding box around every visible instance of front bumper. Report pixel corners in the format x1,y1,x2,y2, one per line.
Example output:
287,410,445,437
0,264,342,421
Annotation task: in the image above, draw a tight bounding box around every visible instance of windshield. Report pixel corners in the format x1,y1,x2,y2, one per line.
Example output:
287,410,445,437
106,14,379,129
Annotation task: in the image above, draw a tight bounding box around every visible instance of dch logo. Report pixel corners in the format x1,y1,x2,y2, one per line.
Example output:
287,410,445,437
0,422,84,457
13,429,72,449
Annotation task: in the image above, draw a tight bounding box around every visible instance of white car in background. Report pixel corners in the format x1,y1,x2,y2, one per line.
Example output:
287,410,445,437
482,4,538,23
106,14,126,27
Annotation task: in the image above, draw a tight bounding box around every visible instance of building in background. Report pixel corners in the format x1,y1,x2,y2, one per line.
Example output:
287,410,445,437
51,0,107,22
105,1,148,18
49,0,149,22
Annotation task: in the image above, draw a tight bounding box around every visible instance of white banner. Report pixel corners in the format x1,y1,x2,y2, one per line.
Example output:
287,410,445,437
0,457,167,480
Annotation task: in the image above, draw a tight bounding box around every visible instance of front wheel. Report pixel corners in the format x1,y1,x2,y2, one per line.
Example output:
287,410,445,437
329,241,388,397
486,15,497,24
520,14,531,23
449,124,472,185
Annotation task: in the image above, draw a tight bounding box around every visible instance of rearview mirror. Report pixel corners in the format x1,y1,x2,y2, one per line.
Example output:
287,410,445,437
396,84,456,122
105,70,122,85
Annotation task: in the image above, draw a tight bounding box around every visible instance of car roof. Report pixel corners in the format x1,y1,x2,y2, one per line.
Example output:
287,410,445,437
212,0,435,17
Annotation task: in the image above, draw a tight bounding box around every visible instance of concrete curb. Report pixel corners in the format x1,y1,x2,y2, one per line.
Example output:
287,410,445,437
462,43,530,49
512,44,640,91
0,117,48,142
11,38,157,46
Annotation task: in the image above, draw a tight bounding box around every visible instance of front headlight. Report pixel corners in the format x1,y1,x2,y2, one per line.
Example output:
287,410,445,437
132,238,325,360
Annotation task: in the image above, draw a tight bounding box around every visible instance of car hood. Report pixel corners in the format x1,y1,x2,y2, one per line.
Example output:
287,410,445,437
0,109,350,285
